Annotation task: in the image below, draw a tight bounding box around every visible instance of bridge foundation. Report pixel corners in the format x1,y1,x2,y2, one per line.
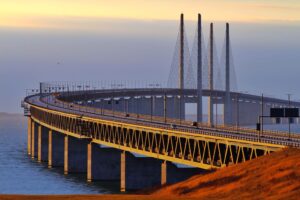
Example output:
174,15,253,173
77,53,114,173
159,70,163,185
87,143,120,182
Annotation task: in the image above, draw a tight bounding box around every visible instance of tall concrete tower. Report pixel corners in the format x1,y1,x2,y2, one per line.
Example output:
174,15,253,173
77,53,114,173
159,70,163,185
224,23,232,125
208,23,214,126
179,14,185,120
197,14,203,123
179,13,184,89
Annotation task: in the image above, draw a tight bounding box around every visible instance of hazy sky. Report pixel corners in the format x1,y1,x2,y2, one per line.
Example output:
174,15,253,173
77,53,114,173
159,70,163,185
0,0,300,113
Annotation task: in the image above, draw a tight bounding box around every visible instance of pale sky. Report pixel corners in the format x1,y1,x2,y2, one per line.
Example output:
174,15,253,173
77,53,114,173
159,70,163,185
0,0,300,113
1,0,300,29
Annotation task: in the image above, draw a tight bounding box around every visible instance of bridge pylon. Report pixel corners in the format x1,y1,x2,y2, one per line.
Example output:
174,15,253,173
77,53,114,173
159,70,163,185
179,13,185,121
224,23,233,125
208,23,214,126
197,13,203,123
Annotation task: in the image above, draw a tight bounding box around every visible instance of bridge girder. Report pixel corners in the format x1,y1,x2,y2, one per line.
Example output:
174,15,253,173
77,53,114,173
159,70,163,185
29,105,283,170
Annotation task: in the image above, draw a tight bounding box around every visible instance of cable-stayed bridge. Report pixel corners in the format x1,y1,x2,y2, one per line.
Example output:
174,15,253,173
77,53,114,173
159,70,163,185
22,14,300,192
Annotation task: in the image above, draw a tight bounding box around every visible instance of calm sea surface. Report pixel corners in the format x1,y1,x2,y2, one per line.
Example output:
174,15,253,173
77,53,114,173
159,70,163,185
0,114,299,194
0,114,119,194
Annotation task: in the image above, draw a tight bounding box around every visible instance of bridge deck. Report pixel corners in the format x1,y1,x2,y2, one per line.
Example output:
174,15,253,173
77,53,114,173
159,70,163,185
24,89,300,169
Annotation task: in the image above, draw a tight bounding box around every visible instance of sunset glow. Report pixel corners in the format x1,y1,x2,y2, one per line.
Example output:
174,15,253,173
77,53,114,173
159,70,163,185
1,0,300,29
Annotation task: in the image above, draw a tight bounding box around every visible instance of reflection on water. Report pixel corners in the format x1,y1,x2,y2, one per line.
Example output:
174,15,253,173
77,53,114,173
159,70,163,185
0,114,119,194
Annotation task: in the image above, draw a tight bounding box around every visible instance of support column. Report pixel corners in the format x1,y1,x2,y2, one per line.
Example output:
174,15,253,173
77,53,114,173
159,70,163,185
48,130,52,168
197,13,203,123
31,121,35,159
63,136,89,174
161,160,167,185
87,144,120,182
38,125,42,162
27,117,32,155
87,143,92,182
208,23,214,126
64,135,68,175
224,23,232,125
121,151,126,192
121,152,166,191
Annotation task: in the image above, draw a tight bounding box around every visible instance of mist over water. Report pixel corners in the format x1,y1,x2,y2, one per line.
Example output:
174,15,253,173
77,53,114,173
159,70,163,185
0,114,119,194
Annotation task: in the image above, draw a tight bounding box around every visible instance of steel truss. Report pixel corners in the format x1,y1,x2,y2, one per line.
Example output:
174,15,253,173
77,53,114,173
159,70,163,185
30,105,283,169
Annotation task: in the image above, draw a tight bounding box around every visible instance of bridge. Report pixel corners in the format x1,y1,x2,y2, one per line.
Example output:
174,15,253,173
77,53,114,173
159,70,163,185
22,14,300,192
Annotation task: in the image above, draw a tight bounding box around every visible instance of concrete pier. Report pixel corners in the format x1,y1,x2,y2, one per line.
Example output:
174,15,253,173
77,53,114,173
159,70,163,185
27,118,32,155
122,152,162,191
64,136,89,175
87,143,120,182
31,121,35,158
38,125,42,162
48,130,52,168
120,152,201,191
